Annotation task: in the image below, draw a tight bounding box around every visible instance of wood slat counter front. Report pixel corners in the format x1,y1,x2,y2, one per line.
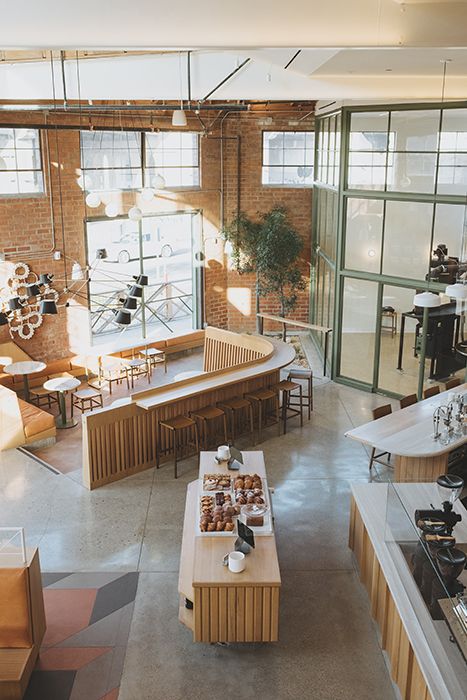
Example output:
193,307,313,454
349,483,467,700
345,384,467,482
82,333,295,489
179,451,281,643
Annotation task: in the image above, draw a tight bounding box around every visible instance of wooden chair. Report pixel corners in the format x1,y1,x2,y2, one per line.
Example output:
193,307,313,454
244,388,280,443
399,393,417,410
29,386,59,410
273,380,304,434
287,368,313,419
190,406,228,450
369,404,393,472
98,357,130,395
121,357,150,389
139,347,167,375
157,415,199,478
217,397,255,444
444,377,461,390
71,386,104,417
423,385,440,399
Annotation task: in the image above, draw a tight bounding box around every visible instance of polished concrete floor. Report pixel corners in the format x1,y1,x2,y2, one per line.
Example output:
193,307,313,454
0,341,398,700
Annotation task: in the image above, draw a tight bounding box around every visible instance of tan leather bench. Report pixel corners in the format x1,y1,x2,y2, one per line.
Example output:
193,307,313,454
109,330,205,363
0,549,46,700
0,385,56,451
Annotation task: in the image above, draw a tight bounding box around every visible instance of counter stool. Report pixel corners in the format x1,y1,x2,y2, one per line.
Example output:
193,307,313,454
157,415,199,478
399,393,417,409
139,347,167,375
29,386,59,410
287,368,313,419
244,388,280,443
71,387,104,417
369,404,393,473
445,377,461,390
191,406,228,450
274,380,304,434
423,385,440,399
217,397,255,444
123,358,150,389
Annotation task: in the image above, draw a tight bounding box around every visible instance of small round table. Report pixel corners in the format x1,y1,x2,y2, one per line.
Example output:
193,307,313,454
3,361,46,402
43,376,81,429
173,370,205,381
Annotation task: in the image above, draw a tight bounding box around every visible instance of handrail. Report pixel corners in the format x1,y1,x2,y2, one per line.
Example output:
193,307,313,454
257,312,332,377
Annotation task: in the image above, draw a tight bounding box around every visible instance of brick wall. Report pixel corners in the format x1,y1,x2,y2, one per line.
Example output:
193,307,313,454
0,108,313,362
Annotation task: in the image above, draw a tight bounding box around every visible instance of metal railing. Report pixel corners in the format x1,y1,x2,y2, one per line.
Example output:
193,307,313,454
90,278,193,337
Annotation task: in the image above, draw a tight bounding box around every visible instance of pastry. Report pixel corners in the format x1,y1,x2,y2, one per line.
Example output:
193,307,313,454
224,522,235,532
246,515,264,527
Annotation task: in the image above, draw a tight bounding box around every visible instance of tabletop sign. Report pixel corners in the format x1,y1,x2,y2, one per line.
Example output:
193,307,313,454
228,445,244,471
235,520,255,554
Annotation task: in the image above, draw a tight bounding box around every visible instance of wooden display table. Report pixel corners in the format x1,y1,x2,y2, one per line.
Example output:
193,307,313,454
345,384,467,482
178,451,281,643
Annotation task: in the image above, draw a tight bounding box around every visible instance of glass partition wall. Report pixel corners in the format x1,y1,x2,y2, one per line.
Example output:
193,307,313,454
312,103,467,396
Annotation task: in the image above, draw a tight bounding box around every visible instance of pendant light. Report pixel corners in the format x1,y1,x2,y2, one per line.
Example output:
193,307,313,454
39,273,54,286
172,51,187,127
123,296,137,310
0,312,9,326
8,297,23,311
128,206,143,221
133,274,148,286
413,291,441,308
85,192,101,208
71,262,85,281
39,299,58,315
153,173,166,189
128,284,143,298
141,188,155,202
445,281,467,299
114,309,132,325
26,283,41,298
105,202,119,218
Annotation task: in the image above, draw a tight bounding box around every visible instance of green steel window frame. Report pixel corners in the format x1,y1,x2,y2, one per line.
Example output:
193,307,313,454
313,100,467,397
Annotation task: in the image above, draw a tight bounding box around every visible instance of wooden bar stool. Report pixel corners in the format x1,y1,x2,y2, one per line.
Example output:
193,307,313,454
369,404,393,472
217,397,255,443
157,415,199,478
71,387,104,417
399,393,417,409
274,380,304,434
423,385,440,399
444,377,461,390
244,388,280,443
29,386,59,410
190,406,228,450
287,368,313,419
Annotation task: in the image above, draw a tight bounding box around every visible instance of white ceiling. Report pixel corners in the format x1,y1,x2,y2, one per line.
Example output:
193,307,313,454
0,49,466,102
2,0,467,49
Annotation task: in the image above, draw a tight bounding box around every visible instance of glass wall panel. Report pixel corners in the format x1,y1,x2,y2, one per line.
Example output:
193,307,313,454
433,203,467,263
345,198,383,273
348,112,388,190
389,110,440,152
340,278,378,384
382,200,433,281
388,152,436,194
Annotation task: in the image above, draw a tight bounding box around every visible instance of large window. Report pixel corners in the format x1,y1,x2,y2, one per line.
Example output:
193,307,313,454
145,132,199,188
0,128,43,195
262,131,314,186
85,211,203,344
80,130,200,191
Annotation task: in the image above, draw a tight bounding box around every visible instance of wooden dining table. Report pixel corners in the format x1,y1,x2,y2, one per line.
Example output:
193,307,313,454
345,384,467,482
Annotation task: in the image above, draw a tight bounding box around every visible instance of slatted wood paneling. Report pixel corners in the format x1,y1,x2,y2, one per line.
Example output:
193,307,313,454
349,497,432,700
193,584,280,643
203,327,273,372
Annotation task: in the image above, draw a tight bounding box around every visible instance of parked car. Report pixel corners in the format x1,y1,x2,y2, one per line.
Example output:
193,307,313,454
105,232,173,264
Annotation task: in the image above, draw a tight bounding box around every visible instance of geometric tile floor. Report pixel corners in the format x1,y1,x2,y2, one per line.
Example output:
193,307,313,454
24,572,139,700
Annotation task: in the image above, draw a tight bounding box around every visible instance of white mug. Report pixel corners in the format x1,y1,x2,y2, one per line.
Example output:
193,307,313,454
217,445,231,461
228,551,245,573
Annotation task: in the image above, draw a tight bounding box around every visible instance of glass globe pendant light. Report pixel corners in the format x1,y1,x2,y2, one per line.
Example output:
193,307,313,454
85,192,101,208
128,206,143,221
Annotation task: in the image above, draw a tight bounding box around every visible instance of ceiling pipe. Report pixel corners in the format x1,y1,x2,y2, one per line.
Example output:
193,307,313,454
202,58,251,101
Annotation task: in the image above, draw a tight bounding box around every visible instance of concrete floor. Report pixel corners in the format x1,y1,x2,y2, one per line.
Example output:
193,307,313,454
0,342,398,700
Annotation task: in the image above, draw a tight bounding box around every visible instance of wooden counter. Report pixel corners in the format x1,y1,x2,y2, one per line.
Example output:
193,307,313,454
82,329,295,489
178,451,281,643
345,384,467,482
349,483,467,700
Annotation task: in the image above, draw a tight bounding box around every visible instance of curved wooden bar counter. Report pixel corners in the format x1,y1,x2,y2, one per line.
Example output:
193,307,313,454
345,384,467,482
82,328,295,489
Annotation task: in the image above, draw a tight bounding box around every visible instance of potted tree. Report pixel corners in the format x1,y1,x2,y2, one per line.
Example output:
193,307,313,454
223,207,306,338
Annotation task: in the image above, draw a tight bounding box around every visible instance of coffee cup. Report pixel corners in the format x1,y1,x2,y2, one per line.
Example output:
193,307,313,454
217,445,230,461
228,551,245,573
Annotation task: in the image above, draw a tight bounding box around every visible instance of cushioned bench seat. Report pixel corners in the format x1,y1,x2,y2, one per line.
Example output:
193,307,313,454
0,356,87,391
109,331,205,362
18,400,55,439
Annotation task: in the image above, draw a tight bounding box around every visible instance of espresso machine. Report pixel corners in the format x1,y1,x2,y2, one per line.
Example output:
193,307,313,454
413,475,466,619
